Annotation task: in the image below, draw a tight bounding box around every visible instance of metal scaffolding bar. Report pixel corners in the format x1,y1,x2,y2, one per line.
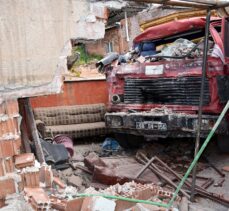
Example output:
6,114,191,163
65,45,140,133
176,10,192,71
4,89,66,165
190,9,211,201
128,0,229,9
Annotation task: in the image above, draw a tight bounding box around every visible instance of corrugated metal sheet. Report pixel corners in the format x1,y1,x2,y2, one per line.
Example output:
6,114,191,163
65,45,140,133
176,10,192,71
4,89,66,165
0,0,106,100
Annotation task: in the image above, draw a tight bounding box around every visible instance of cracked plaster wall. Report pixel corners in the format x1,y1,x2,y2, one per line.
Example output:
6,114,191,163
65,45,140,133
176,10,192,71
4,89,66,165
0,0,106,100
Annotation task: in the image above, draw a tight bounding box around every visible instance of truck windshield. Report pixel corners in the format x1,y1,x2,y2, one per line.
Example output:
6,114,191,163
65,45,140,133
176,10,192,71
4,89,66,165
139,25,221,60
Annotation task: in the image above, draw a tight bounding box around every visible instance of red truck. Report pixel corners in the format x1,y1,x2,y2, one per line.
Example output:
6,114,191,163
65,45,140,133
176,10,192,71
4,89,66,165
102,17,229,149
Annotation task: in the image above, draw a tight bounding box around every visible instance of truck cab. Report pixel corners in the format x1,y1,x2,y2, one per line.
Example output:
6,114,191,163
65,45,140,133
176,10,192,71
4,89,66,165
104,17,229,147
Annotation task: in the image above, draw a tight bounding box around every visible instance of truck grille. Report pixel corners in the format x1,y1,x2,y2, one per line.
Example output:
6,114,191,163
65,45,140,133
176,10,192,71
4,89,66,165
124,77,210,105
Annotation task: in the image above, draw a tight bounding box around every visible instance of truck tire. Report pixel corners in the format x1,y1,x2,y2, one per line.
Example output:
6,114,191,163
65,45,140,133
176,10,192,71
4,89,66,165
217,135,229,153
114,133,143,149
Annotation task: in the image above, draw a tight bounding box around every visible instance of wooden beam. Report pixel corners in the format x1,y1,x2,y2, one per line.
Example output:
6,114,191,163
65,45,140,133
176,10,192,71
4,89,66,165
18,99,32,153
23,98,45,163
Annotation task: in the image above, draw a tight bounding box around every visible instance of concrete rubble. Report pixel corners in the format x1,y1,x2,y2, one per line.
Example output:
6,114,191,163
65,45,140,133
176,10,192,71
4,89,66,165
0,100,181,210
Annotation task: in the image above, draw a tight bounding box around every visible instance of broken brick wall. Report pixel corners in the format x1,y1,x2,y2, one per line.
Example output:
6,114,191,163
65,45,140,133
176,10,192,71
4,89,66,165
0,99,22,207
0,0,106,99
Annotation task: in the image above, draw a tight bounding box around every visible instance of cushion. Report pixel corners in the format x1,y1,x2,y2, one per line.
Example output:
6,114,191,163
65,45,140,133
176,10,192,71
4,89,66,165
34,104,106,126
45,122,107,138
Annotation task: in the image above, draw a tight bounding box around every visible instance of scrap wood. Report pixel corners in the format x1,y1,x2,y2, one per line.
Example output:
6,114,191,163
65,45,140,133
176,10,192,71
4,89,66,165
214,178,225,187
153,156,229,207
203,156,225,177
135,153,189,198
201,178,214,189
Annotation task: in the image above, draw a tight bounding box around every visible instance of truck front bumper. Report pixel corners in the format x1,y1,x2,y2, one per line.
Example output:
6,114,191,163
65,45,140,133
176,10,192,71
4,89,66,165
105,111,228,138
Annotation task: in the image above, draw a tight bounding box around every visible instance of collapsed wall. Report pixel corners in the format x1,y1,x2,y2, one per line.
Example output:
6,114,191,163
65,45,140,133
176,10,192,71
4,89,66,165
0,0,109,209
0,0,107,99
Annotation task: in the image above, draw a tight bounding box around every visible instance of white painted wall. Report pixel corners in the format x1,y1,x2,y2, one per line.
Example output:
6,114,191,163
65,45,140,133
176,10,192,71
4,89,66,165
0,0,105,99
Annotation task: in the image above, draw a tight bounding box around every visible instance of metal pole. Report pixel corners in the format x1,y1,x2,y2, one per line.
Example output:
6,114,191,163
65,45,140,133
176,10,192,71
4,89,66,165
190,9,211,201
124,11,130,42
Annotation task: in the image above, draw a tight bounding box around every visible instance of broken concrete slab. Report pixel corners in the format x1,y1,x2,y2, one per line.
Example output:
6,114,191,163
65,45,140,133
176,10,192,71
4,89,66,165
131,203,166,211
81,196,116,211
67,175,83,188
61,168,73,177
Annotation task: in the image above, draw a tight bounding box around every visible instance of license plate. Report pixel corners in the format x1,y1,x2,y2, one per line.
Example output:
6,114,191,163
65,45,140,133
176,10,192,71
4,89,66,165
136,121,167,131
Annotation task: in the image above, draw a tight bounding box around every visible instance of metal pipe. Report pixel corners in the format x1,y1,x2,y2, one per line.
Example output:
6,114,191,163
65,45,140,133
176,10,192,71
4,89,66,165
124,11,130,42
190,9,211,201
214,2,229,9
129,0,209,9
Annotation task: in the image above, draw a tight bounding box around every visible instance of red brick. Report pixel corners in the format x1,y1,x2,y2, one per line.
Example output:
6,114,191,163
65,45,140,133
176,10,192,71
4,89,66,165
0,178,16,198
5,100,19,117
66,198,84,211
21,170,40,188
24,188,50,210
50,196,67,210
0,102,5,116
14,138,21,154
0,118,15,137
80,197,94,211
0,199,5,208
0,160,4,176
53,176,66,189
4,157,14,174
39,165,53,188
0,140,15,158
0,139,20,159
15,153,35,169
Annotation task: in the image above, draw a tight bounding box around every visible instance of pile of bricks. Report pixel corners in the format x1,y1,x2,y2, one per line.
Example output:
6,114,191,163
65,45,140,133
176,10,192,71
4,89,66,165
0,99,179,211
0,100,55,210
0,99,23,207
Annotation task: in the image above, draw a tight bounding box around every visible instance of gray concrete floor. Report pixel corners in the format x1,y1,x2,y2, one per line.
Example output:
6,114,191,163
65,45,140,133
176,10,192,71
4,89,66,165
72,139,229,210
189,142,229,211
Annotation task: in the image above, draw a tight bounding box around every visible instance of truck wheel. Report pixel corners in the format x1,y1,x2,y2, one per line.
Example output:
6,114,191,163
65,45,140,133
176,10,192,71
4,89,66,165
217,135,229,153
114,133,143,149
